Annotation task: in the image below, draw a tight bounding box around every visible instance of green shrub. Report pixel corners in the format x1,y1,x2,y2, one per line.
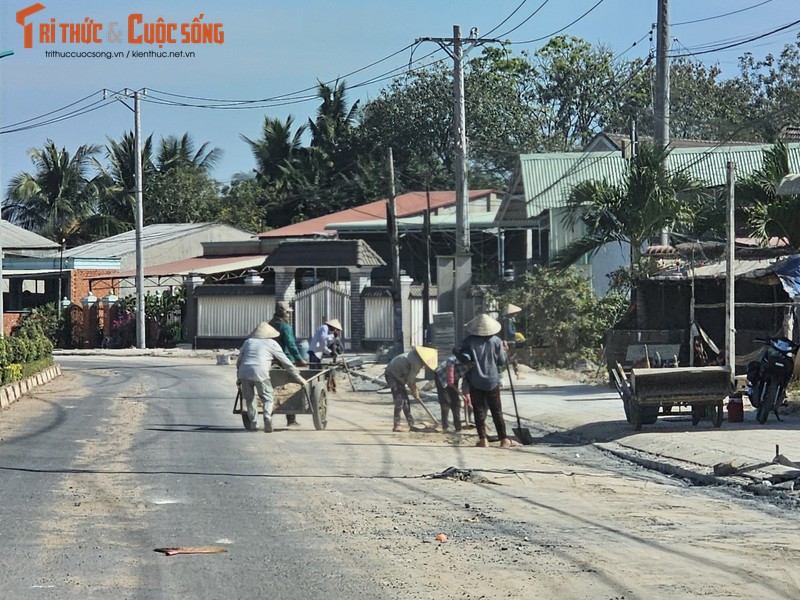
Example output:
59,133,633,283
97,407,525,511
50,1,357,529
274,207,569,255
487,267,628,367
3,364,23,384
0,323,55,385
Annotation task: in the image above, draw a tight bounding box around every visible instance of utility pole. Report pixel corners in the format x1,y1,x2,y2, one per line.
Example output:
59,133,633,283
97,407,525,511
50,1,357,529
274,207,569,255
422,185,432,344
654,0,670,150
416,26,498,341
0,50,15,337
387,148,403,355
725,162,736,387
133,89,146,349
111,88,147,348
654,0,671,246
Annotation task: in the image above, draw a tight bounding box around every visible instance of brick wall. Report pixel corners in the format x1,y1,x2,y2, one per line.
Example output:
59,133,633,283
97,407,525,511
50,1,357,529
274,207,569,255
70,270,117,305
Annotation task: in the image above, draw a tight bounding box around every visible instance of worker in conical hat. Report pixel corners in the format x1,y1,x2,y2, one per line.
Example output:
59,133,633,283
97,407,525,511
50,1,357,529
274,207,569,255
237,322,306,433
459,314,516,448
500,303,523,380
384,345,438,432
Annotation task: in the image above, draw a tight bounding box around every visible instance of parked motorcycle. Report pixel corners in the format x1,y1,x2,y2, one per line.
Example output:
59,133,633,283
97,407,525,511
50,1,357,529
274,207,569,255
746,337,800,424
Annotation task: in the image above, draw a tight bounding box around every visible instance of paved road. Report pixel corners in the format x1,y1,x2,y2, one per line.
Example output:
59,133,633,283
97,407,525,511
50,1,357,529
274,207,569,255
2,353,799,599
0,355,381,599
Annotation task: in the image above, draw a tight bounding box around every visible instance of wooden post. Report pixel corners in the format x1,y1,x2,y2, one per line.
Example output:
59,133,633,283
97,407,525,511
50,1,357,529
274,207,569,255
725,161,736,387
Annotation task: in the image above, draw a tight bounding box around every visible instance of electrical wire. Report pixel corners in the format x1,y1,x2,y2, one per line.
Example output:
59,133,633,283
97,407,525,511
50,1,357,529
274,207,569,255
668,19,800,58
495,0,553,39
146,42,418,105
483,0,529,37
672,0,775,27
509,0,607,45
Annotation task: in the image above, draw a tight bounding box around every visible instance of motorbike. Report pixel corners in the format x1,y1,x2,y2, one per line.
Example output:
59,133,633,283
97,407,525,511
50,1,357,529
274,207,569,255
746,337,800,424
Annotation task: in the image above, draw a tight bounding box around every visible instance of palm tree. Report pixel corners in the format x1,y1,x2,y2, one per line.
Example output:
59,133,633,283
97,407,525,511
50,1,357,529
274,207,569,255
551,143,706,270
5,139,101,245
308,80,359,157
156,132,222,173
241,115,306,185
740,141,800,248
92,131,155,236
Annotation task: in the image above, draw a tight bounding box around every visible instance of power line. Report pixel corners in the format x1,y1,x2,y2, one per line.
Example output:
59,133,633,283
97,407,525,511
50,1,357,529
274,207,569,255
672,0,775,27
496,0,553,39
668,18,800,58
509,0,607,45
483,0,529,37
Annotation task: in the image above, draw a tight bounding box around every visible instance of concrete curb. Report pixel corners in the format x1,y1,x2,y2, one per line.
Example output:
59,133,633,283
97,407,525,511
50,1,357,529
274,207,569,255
0,363,61,413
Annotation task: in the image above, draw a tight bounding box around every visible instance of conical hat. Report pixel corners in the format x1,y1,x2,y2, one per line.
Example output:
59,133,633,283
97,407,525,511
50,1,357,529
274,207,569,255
465,313,501,336
325,318,342,331
505,303,522,316
250,321,279,339
414,346,439,370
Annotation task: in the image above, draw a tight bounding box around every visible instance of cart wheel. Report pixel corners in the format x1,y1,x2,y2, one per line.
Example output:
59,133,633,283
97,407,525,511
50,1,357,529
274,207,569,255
641,404,659,425
629,401,643,431
311,384,328,430
621,394,632,424
711,401,724,428
691,404,703,426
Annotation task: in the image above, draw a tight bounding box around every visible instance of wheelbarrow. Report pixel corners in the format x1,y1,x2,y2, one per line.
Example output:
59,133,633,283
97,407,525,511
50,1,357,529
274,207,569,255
233,367,330,431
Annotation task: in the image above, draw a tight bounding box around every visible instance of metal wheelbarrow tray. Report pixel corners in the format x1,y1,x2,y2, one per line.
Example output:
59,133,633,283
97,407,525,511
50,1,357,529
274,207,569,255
233,367,330,430
612,364,732,430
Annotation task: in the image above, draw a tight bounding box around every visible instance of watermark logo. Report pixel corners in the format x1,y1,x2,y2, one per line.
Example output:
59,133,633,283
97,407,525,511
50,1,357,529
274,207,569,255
16,3,45,49
15,4,224,50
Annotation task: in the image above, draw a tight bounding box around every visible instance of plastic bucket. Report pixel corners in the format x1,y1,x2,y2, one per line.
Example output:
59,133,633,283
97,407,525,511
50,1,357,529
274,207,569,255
727,397,744,422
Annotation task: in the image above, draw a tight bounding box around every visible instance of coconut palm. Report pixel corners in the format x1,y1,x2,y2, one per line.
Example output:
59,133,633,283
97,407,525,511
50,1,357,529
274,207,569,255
92,131,155,236
740,141,800,248
156,132,222,173
241,115,306,185
550,142,706,270
4,139,101,245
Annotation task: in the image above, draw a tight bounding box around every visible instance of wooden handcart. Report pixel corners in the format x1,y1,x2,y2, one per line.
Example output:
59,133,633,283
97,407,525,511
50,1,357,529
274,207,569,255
611,363,732,430
233,367,330,431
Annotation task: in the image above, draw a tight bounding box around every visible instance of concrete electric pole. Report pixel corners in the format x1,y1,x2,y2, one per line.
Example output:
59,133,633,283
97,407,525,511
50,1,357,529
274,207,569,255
387,147,403,356
654,0,670,150
654,0,671,245
111,88,147,349
416,26,498,342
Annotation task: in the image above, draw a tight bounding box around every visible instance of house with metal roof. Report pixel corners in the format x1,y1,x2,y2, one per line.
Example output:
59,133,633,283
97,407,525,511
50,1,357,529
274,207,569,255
2,223,257,330
495,143,800,295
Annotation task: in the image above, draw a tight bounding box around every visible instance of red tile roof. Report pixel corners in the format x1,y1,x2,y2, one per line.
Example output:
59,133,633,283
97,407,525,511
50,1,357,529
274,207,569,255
258,189,499,239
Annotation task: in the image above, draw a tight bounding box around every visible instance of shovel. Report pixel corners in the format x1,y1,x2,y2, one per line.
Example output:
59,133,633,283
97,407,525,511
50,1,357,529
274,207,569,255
506,363,534,445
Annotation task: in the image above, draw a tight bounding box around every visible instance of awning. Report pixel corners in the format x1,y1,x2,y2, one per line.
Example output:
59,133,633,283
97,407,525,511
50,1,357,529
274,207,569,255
87,255,267,283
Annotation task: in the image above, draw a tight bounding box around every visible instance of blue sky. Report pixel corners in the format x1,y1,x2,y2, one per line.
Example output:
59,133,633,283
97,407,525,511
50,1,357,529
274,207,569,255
1,0,798,190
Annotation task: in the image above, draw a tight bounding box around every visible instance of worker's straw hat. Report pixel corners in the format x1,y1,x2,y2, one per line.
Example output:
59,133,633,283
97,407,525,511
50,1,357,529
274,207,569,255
465,313,502,337
325,318,343,331
414,346,439,370
249,321,279,339
275,301,293,313
505,303,522,316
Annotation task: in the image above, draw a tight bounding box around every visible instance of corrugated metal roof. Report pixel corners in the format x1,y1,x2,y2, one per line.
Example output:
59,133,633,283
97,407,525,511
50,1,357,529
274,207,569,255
519,144,800,219
327,208,500,233
651,255,791,281
87,255,267,280
777,173,800,196
1,220,60,251
258,189,500,238
62,223,254,260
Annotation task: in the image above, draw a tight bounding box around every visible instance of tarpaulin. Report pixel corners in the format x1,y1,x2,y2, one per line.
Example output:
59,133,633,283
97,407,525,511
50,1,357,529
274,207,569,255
776,255,800,300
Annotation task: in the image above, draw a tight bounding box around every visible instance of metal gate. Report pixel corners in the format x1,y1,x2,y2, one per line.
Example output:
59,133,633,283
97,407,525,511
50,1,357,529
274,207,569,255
294,281,350,348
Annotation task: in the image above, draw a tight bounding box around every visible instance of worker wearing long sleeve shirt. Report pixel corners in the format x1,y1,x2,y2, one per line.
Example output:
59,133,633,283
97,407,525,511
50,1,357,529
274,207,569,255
384,346,438,432
237,322,306,432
